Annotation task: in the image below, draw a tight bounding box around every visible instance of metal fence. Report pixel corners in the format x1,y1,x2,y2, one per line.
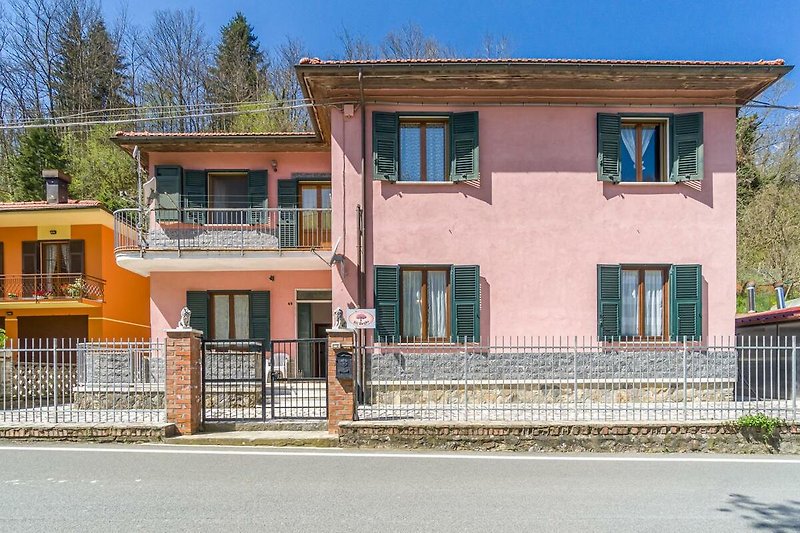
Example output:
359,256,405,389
114,207,332,253
0,273,105,302
1,338,166,423
357,336,799,422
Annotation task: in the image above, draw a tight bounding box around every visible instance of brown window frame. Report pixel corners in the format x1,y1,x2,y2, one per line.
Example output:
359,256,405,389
399,266,451,341
621,266,669,340
399,118,450,182
208,291,250,340
620,119,668,183
39,240,72,275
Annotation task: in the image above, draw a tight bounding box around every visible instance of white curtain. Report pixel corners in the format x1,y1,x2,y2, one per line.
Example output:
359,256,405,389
402,271,422,338
427,271,447,338
213,294,230,340
644,270,663,337
621,270,639,337
234,295,250,339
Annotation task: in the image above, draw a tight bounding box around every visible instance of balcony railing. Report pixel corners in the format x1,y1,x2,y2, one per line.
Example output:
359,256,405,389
114,207,332,254
0,274,105,302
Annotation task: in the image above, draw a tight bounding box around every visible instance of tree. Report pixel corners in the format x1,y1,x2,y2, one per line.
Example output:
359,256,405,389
10,126,67,201
381,22,452,59
206,12,266,110
337,26,376,61
736,114,763,211
268,36,310,131
479,33,511,58
86,19,127,112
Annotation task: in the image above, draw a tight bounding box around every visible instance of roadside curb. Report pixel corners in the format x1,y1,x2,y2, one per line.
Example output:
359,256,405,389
164,430,338,447
0,423,177,443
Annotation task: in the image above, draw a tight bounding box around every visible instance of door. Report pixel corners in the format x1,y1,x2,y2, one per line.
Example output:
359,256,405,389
313,324,330,378
298,183,332,248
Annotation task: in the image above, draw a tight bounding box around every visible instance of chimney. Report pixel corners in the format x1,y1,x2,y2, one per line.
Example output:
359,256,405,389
42,169,71,204
774,282,787,310
746,281,757,313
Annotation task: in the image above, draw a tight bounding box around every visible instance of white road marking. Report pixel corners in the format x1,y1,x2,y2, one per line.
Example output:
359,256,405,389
0,444,798,464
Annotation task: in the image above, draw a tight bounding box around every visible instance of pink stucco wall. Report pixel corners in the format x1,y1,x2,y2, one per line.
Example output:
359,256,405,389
148,151,331,208
331,105,737,338
149,270,331,339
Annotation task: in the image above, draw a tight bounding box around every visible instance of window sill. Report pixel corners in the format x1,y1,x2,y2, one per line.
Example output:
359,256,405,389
383,181,456,185
609,182,677,186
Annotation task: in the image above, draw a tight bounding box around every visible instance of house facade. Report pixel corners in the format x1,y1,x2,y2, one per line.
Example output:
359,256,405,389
112,58,789,350
0,171,150,341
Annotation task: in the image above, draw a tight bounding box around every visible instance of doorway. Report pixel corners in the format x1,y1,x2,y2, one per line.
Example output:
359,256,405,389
298,183,332,248
296,289,331,378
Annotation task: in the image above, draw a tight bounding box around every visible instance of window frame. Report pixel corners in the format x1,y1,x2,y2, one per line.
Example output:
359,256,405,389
399,266,451,341
620,265,670,340
398,116,450,183
620,117,670,183
208,290,251,340
207,170,249,210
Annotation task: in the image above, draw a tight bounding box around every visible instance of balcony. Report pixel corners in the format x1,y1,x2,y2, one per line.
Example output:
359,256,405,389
0,274,105,305
114,208,333,274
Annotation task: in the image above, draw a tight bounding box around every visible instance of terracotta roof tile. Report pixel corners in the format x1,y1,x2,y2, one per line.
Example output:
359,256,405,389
0,199,104,211
299,57,787,66
113,131,315,138
735,306,800,326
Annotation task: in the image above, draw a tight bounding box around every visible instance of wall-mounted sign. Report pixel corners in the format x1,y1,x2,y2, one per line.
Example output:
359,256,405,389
346,308,376,329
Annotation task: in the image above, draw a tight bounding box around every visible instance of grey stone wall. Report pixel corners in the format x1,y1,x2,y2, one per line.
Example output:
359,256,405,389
147,225,280,251
80,351,164,384
366,348,738,382
203,351,262,381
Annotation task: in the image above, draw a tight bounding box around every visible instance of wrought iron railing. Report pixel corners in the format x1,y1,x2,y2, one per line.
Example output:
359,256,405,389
0,274,105,302
114,207,332,254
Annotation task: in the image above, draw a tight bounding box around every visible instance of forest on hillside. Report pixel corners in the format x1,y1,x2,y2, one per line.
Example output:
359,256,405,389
0,0,796,308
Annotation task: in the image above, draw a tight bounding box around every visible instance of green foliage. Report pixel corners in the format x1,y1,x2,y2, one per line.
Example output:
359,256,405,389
0,328,6,347
736,288,780,314
735,413,784,436
228,97,296,133
64,124,137,211
11,128,67,201
736,114,763,211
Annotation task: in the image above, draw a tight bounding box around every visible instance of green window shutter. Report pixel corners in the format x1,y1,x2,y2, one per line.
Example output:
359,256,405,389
374,266,400,340
451,265,480,342
69,240,85,273
597,265,621,338
597,114,621,182
22,241,39,274
155,165,182,222
186,291,209,337
669,264,702,340
249,291,271,344
373,112,399,181
247,170,268,224
277,179,298,248
671,113,704,182
450,112,479,182
182,170,207,224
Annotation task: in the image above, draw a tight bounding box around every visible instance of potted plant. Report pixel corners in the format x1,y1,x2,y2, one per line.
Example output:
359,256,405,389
65,277,85,299
6,292,17,300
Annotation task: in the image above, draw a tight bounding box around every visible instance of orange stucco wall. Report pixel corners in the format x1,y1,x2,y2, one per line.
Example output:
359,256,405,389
0,214,150,339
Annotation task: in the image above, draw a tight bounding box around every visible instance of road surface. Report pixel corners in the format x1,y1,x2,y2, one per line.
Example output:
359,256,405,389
0,443,799,532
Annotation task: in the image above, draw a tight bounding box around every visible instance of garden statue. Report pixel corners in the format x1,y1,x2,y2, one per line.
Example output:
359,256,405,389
177,307,192,330
333,307,347,329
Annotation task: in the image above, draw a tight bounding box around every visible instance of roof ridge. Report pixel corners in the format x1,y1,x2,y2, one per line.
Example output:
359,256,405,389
298,57,786,66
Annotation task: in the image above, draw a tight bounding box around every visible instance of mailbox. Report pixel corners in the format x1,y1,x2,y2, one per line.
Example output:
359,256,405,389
335,351,353,380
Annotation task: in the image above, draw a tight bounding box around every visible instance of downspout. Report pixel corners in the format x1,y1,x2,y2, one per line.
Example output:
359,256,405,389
358,69,367,308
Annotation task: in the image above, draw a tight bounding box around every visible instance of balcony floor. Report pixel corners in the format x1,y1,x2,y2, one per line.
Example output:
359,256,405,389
115,249,333,275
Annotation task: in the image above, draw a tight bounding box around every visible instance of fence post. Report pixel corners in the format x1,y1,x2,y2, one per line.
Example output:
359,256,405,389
327,327,356,433
682,337,688,421
572,336,579,421
52,338,58,423
792,336,797,421
463,337,469,421
165,328,202,435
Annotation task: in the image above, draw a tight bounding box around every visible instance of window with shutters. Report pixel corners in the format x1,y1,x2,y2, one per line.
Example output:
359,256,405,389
209,291,251,340
400,267,450,339
620,119,669,183
399,118,449,182
208,172,248,224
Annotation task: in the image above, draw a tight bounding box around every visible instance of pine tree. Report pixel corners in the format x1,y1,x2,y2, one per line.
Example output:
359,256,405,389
11,128,67,201
207,12,266,129
87,19,128,113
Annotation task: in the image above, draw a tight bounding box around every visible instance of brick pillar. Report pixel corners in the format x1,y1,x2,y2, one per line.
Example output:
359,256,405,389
165,329,202,435
327,329,356,433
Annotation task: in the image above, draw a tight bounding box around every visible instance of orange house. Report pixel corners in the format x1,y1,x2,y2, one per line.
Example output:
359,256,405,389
0,171,150,341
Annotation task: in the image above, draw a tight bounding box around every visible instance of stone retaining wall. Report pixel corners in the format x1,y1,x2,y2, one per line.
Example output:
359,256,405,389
0,423,176,442
339,420,800,454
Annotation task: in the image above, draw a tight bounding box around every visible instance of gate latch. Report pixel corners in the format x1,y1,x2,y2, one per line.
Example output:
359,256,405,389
335,351,353,380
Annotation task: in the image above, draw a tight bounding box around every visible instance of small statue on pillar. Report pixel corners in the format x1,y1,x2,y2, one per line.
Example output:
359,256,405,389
177,307,192,330
333,307,347,330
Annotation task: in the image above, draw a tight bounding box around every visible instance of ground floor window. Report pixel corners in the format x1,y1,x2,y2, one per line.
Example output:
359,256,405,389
620,267,667,338
210,292,250,340
401,268,450,339
186,290,270,343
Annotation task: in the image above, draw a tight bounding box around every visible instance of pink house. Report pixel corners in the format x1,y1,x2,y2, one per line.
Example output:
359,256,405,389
112,58,790,360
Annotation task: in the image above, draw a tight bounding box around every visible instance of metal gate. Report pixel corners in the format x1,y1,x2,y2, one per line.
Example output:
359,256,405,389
202,338,327,422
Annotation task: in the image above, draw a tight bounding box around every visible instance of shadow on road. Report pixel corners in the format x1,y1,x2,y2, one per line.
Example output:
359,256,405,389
718,493,800,532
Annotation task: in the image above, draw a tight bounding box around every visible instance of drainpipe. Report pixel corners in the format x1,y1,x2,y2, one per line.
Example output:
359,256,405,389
358,68,367,308
746,281,757,313
775,282,787,310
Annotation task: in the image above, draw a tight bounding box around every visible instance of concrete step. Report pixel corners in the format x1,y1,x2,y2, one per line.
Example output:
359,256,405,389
164,430,338,447
203,421,327,432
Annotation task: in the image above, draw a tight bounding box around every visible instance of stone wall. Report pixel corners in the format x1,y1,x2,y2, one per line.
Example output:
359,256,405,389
339,420,800,454
0,423,176,442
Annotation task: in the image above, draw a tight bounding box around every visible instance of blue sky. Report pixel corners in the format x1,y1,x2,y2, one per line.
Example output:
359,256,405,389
98,0,793,104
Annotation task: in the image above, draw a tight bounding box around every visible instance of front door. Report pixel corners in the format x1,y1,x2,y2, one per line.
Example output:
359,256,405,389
314,323,330,378
298,183,331,248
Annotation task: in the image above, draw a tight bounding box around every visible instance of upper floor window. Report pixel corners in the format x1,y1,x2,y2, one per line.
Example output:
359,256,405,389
620,119,668,183
598,113,703,184
399,118,449,182
373,111,479,183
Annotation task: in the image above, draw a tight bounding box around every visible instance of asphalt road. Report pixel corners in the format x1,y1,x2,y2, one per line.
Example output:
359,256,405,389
0,444,799,532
